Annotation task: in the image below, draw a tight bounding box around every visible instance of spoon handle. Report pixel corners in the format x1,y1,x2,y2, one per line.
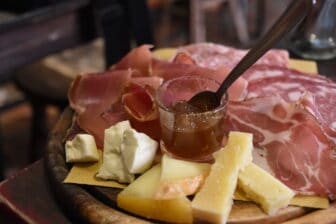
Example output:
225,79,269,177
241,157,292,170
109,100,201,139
216,0,312,99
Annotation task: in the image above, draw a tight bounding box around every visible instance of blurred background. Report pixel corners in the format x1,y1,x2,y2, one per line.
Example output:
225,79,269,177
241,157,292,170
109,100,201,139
0,0,334,179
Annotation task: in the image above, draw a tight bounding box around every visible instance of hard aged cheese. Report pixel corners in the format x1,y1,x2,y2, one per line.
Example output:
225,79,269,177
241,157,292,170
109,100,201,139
65,134,99,163
238,162,295,215
96,121,134,183
156,154,211,199
290,195,329,209
121,129,158,174
117,164,193,224
191,131,253,224
234,182,330,209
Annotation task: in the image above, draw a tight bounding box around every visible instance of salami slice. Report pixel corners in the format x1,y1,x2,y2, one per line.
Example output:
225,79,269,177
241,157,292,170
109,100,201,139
225,95,336,199
225,65,336,198
178,43,289,69
243,65,336,144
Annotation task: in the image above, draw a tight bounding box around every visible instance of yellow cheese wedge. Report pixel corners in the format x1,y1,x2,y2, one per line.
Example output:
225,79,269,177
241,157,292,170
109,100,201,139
117,164,192,224
155,154,211,199
235,186,330,209
152,48,176,61
238,162,295,215
290,195,329,209
191,131,253,223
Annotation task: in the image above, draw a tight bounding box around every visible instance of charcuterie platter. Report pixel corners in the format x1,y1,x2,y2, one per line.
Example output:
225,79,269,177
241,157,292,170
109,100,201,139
45,44,336,223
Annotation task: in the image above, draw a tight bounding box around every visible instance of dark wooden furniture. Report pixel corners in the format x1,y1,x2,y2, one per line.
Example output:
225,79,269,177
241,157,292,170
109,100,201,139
0,0,154,177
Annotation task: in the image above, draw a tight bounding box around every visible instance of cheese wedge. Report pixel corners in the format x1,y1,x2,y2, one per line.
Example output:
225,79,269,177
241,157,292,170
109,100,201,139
238,162,295,215
121,129,158,174
290,195,329,209
152,48,176,60
156,154,211,199
234,184,330,209
65,134,99,163
191,131,253,223
117,164,192,223
96,121,134,183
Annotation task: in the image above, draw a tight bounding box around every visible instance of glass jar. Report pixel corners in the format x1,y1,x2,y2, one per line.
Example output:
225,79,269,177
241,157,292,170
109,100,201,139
156,75,228,162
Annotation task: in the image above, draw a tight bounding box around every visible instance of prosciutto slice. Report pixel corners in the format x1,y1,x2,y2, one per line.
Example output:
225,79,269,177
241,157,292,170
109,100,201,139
122,83,158,122
113,44,153,76
178,42,289,70
69,70,132,147
152,58,247,101
225,95,336,198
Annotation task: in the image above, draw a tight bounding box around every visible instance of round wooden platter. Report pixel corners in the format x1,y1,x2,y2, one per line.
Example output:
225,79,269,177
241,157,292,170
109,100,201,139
45,108,336,224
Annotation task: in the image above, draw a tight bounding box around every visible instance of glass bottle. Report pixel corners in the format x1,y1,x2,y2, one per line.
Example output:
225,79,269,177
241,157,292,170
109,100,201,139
287,0,336,60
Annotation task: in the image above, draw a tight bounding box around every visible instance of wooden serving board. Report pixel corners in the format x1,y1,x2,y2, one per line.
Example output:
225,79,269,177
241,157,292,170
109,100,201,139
45,108,336,224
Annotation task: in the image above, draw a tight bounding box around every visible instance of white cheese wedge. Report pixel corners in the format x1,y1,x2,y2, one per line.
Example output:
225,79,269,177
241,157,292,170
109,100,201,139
156,154,211,199
192,131,253,224
96,151,134,183
238,162,295,215
104,120,132,153
65,134,99,163
117,164,192,223
121,129,158,174
96,121,134,183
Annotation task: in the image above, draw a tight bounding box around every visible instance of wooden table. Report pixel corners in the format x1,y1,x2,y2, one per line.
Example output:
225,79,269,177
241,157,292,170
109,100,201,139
0,57,335,223
0,0,154,169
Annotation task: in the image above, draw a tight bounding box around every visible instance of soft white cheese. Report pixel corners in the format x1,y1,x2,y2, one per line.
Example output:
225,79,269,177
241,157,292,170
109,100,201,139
121,129,158,174
96,121,134,183
96,150,134,183
104,120,132,153
65,134,99,163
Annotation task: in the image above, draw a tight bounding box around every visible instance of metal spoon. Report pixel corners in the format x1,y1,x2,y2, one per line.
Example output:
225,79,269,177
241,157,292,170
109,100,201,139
188,0,312,111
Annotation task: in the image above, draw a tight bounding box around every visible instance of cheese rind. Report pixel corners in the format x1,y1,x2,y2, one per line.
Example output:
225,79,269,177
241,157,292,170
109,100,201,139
65,134,99,163
238,162,295,215
117,164,192,223
121,129,158,174
191,131,253,223
156,154,211,199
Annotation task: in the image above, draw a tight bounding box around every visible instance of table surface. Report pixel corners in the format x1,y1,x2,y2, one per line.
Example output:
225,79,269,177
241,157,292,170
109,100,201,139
0,57,335,224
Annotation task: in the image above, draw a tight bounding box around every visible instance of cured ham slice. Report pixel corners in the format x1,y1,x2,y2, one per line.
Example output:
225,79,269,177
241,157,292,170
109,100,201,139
225,95,336,199
69,70,132,114
122,83,158,122
152,58,247,101
243,65,336,144
77,106,129,148
113,44,153,76
224,65,336,198
130,76,163,90
178,42,289,70
69,70,132,147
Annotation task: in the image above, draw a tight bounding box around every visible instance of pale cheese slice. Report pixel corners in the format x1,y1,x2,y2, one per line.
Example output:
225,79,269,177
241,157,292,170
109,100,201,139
117,164,192,224
191,131,253,223
65,134,99,163
290,195,329,209
156,154,211,199
121,129,158,174
96,121,134,183
234,183,330,209
152,48,176,60
238,162,295,215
